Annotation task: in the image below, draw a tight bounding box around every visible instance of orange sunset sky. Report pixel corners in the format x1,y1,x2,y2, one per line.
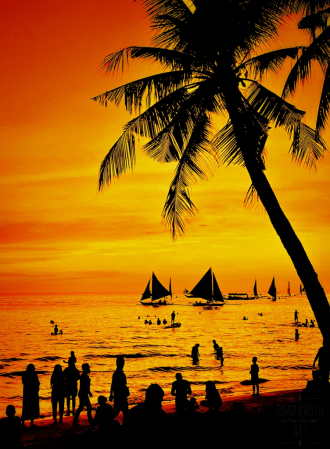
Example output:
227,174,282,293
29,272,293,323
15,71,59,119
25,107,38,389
1,0,330,294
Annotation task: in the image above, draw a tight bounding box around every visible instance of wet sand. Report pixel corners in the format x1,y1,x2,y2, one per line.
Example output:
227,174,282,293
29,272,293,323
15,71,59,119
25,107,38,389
21,389,306,448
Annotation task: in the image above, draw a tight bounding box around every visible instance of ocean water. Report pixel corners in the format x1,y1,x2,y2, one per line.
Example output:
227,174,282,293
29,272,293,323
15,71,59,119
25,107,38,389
0,292,325,418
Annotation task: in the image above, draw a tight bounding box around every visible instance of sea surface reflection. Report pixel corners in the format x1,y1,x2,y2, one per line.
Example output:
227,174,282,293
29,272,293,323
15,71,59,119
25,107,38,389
0,292,324,417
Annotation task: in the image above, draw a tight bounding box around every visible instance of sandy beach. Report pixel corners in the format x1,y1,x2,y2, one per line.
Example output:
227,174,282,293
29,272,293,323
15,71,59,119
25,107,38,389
20,388,323,448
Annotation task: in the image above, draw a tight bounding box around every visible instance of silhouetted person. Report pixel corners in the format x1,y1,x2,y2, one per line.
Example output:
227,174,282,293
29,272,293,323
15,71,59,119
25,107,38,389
93,395,117,434
187,397,199,413
110,356,129,418
124,384,166,445
149,320,152,325
200,381,222,410
66,351,76,365
0,405,22,448
73,363,93,426
310,319,315,327
50,320,54,324
250,357,259,395
157,318,161,325
191,344,200,362
243,316,248,320
212,340,219,353
22,364,40,427
59,330,63,335
144,319,148,324
295,329,300,341
54,324,58,335
163,319,167,325
171,373,192,412
51,364,65,423
305,318,309,327
63,359,80,415
294,310,299,323
313,339,330,385
217,346,224,366
171,311,175,325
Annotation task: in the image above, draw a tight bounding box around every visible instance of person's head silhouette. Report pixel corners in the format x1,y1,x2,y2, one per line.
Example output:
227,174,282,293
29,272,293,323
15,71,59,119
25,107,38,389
6,405,16,418
176,373,182,381
26,363,35,374
252,356,257,363
97,395,107,405
82,363,90,374
145,384,164,408
116,356,125,370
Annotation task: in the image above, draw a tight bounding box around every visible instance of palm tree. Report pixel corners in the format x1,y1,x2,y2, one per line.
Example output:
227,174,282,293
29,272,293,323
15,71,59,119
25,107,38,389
92,0,330,338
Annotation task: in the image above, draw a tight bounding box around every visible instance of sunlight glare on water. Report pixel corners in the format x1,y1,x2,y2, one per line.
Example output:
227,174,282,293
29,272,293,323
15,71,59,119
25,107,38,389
0,292,325,418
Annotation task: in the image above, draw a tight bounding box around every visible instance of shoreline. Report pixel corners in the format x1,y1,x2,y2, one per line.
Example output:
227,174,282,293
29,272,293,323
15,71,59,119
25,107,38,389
21,388,303,447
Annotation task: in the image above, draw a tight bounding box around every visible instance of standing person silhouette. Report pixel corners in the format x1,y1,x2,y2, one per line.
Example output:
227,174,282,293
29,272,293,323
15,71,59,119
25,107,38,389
21,364,40,427
295,329,300,341
50,364,65,423
110,356,129,419
63,359,80,416
250,357,259,395
171,373,192,412
217,346,224,366
54,324,58,335
73,363,93,426
294,310,299,323
212,340,219,354
191,344,200,363
0,405,22,448
313,339,330,385
171,311,176,326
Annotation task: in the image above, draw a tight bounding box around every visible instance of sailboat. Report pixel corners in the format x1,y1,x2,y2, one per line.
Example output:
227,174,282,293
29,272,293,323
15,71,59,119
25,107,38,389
184,268,225,306
287,282,291,297
140,273,172,306
268,277,277,301
254,280,258,298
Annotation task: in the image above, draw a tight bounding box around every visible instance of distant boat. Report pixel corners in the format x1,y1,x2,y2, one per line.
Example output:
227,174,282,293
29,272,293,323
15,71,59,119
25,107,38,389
300,284,306,295
226,293,254,300
140,273,172,306
184,268,225,306
226,280,258,300
268,277,277,301
254,279,258,298
287,282,291,296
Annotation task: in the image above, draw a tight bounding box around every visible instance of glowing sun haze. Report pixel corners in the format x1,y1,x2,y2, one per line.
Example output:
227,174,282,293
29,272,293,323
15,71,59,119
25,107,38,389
1,0,330,294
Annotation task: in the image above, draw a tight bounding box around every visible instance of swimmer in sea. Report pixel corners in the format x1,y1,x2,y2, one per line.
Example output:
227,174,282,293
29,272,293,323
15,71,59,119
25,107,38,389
295,329,299,341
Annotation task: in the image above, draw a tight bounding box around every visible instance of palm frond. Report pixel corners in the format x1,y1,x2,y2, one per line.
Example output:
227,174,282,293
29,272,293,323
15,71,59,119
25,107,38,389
240,47,304,81
99,86,191,188
213,119,245,167
92,71,196,113
289,122,327,170
244,183,265,213
162,114,217,238
282,26,330,98
298,7,330,37
142,80,226,163
100,45,191,74
245,82,305,136
316,64,330,133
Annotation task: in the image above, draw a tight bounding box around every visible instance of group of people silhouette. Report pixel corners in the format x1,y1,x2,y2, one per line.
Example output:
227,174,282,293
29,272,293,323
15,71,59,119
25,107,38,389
294,310,315,327
2,337,329,448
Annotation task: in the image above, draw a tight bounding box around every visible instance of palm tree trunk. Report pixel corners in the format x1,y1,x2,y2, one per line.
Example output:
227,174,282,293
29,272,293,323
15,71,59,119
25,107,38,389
223,84,330,339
